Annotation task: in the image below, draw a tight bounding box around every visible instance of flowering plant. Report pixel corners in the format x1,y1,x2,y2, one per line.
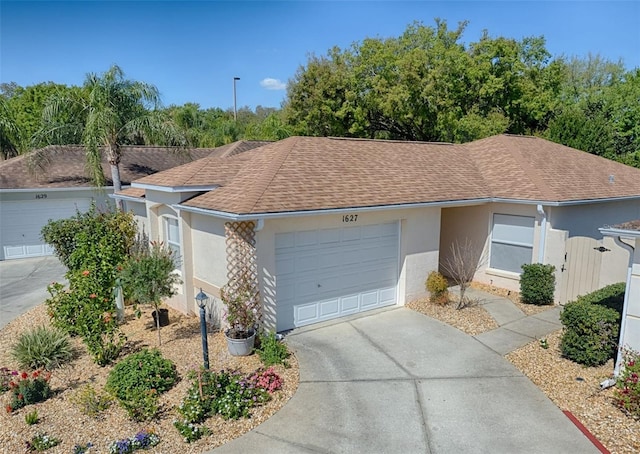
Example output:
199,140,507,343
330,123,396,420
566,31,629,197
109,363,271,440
107,430,159,454
173,419,211,443
250,367,283,394
73,442,94,453
6,370,52,412
221,278,258,339
25,432,60,452
615,349,640,417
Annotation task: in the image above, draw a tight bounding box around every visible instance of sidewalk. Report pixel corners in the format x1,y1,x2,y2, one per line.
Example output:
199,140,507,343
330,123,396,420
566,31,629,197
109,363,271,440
464,286,563,355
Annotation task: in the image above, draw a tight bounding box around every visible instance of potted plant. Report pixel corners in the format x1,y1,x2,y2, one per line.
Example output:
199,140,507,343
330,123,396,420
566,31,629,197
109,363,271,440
221,278,258,356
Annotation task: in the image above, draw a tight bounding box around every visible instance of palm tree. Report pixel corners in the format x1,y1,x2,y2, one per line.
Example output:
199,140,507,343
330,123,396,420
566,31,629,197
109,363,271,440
36,65,186,207
0,96,25,159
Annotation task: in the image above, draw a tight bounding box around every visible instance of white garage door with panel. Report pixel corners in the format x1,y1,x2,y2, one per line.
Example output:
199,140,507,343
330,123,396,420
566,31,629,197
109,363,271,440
1,198,92,260
275,221,399,331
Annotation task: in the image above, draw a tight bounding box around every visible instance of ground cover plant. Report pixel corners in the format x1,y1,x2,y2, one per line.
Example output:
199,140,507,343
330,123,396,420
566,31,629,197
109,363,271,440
256,331,290,367
105,348,178,421
615,350,640,418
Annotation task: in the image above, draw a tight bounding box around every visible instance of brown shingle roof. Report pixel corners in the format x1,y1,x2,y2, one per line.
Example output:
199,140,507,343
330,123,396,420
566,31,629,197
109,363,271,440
116,187,146,199
612,220,640,231
182,136,490,213
465,135,640,202
130,134,640,216
0,145,215,189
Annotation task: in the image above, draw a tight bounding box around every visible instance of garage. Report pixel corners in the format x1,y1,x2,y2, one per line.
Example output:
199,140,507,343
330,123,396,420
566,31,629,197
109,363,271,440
275,221,399,331
0,198,92,260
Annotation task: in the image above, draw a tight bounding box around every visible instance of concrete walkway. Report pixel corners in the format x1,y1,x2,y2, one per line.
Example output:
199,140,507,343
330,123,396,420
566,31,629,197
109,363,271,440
465,287,563,355
0,256,67,329
210,307,595,454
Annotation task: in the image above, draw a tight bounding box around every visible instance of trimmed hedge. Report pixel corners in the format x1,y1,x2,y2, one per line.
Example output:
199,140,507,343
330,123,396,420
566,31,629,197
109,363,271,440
520,263,556,305
559,283,624,366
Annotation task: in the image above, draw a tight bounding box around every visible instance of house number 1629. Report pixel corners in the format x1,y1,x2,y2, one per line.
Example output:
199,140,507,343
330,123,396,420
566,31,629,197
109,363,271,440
342,214,358,223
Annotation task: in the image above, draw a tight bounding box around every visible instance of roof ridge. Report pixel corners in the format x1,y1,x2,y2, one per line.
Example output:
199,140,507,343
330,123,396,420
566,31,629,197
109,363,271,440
240,137,300,213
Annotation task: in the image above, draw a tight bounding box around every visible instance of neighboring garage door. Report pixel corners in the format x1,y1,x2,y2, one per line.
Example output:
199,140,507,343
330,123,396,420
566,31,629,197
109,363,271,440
275,221,399,331
1,198,92,260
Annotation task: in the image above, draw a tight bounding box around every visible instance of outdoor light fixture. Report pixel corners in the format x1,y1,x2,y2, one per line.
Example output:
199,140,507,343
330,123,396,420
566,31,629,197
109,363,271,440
233,77,240,121
195,288,210,370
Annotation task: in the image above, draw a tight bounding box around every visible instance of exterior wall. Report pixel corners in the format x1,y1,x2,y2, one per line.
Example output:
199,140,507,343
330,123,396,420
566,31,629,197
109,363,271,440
550,200,640,238
256,207,441,331
123,199,149,236
440,203,541,292
621,243,640,353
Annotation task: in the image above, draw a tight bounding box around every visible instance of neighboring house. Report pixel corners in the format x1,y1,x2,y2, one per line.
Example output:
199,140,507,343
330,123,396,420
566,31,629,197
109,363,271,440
599,220,640,373
0,143,269,260
113,134,640,332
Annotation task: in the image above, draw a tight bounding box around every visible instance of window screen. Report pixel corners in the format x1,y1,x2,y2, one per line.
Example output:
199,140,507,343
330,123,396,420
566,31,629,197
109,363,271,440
490,214,534,273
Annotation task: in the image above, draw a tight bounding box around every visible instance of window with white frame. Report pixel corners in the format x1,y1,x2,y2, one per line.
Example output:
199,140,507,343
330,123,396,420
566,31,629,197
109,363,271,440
165,217,181,261
490,214,535,274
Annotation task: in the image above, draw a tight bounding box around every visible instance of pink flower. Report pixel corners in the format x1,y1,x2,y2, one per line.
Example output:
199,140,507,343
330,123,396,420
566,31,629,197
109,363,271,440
89,293,97,299
82,270,90,276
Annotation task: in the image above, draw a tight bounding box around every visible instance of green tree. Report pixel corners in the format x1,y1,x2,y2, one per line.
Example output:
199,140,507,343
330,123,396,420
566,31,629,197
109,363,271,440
0,97,24,159
284,20,562,142
36,65,186,205
119,241,181,346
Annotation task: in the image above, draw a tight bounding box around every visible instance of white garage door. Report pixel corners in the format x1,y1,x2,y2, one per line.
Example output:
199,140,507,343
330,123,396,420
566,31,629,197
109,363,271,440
275,222,399,331
1,199,92,260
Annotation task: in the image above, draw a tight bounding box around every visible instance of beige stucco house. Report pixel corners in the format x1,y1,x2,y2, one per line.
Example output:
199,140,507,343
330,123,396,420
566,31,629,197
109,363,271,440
115,135,640,332
600,221,640,373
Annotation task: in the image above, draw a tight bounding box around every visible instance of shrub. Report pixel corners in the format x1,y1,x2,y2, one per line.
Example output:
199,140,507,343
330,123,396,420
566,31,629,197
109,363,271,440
26,433,60,452
576,282,625,315
615,350,640,417
425,271,449,304
106,349,177,421
520,263,556,305
70,384,113,418
42,204,137,366
10,326,73,370
560,299,620,366
6,370,52,412
256,332,290,367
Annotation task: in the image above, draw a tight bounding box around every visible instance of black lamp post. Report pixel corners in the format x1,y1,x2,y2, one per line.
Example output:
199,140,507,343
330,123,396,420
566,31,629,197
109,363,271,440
195,288,210,370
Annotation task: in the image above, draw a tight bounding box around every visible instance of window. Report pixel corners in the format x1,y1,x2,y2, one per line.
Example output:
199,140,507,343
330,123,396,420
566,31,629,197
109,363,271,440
490,214,534,274
165,217,181,261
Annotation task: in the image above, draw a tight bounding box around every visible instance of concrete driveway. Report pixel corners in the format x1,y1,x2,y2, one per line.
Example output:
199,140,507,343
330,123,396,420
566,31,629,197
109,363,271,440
210,308,599,454
0,256,67,328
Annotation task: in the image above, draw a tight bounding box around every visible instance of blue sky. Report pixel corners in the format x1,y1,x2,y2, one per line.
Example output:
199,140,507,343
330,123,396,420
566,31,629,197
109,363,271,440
1,1,639,110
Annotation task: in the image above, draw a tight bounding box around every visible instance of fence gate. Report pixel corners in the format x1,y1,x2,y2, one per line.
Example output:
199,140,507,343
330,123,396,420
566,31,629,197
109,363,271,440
559,236,606,304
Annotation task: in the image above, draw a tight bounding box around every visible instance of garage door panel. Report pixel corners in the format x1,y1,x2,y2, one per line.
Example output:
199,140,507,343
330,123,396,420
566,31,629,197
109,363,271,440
2,198,92,260
275,221,399,330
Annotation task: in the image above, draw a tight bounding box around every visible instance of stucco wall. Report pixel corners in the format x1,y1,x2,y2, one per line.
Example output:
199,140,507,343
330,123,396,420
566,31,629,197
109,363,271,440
621,243,640,353
123,199,149,237
256,208,441,330
191,214,228,289
550,200,640,238
440,203,541,292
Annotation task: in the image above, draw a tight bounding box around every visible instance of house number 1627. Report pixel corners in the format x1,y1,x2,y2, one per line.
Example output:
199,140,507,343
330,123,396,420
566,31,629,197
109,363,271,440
342,214,358,223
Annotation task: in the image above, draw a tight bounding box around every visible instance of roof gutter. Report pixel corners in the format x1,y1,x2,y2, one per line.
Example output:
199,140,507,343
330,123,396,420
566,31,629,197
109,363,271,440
174,195,640,221
132,182,218,193
599,226,637,378
174,197,494,221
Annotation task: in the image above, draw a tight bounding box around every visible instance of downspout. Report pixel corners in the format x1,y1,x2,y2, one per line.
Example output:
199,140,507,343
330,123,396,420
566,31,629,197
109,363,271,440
613,236,635,377
536,205,547,263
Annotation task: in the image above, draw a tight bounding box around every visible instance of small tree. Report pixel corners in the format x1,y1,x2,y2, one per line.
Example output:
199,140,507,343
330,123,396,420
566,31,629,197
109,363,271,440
441,238,485,309
119,241,182,346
